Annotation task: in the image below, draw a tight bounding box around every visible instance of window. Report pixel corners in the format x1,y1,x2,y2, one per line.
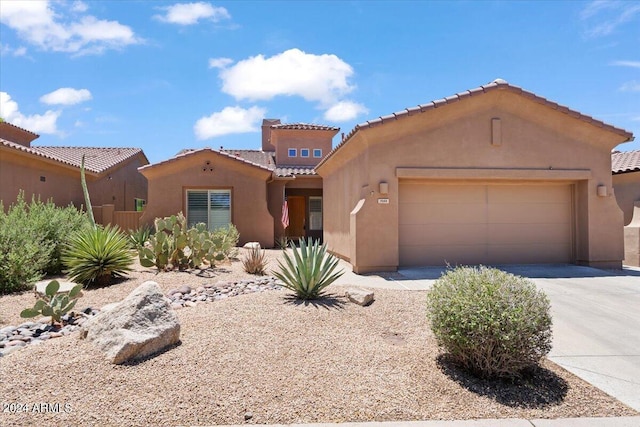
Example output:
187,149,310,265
288,148,297,157
300,148,310,158
309,196,322,230
313,149,322,158
186,189,231,231
134,198,146,212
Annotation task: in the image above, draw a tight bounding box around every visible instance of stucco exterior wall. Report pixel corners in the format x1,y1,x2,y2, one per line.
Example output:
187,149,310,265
0,148,84,207
140,150,274,247
318,89,627,272
0,150,148,213
273,129,334,166
613,171,640,226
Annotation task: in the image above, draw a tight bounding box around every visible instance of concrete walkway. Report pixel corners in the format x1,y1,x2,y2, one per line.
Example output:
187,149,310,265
332,262,640,414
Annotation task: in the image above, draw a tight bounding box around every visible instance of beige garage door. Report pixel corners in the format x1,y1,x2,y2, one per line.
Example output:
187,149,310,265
399,183,573,266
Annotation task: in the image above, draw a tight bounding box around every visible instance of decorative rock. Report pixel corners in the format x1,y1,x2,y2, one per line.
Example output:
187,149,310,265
178,285,191,295
171,303,183,310
244,412,253,421
6,340,26,347
184,301,197,308
243,242,260,249
345,288,375,306
80,281,181,365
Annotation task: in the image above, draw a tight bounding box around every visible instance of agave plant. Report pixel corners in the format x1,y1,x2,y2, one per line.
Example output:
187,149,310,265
273,238,344,300
128,224,152,249
62,225,134,286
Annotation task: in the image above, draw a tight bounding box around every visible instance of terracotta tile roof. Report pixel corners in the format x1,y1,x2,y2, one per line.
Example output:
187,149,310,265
271,123,339,131
34,146,146,173
317,79,635,170
139,147,273,172
275,166,318,177
0,121,39,137
1,139,145,174
612,150,640,174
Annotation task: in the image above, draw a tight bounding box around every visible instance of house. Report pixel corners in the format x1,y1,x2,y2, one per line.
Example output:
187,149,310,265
0,121,149,213
316,79,633,272
612,150,640,266
138,121,339,247
141,79,632,271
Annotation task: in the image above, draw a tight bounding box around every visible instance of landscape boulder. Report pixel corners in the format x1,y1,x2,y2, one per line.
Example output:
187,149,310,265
80,281,180,364
243,242,261,249
345,288,375,306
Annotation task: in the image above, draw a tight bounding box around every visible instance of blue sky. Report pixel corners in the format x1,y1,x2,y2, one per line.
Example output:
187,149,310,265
1,0,639,164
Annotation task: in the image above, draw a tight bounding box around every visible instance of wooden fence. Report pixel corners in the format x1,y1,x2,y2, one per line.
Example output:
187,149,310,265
93,204,143,231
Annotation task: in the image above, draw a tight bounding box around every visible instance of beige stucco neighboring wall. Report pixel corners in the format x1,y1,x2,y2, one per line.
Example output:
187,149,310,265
318,89,628,272
140,150,274,247
0,148,147,212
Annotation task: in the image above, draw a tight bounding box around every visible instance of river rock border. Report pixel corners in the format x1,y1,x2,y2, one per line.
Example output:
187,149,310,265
0,276,282,358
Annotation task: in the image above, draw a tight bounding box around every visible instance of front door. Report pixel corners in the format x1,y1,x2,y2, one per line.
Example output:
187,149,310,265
287,196,306,240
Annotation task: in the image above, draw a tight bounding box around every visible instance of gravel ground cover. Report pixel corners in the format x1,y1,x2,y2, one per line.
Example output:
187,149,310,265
0,249,637,426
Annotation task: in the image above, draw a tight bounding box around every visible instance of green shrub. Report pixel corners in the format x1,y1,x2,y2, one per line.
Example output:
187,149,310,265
0,192,89,294
20,280,83,325
273,238,344,300
275,235,289,250
426,266,552,379
62,225,134,286
242,245,268,275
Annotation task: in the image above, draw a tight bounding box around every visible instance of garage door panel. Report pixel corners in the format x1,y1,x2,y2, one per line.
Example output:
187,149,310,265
488,223,571,245
399,183,573,266
400,244,488,267
488,203,571,224
400,184,486,204
488,185,569,203
488,244,571,264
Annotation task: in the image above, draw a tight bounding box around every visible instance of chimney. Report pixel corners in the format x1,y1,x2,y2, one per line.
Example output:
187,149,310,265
261,118,281,151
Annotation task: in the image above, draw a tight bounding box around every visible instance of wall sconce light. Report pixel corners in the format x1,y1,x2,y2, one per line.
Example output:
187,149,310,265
597,185,607,197
379,182,389,194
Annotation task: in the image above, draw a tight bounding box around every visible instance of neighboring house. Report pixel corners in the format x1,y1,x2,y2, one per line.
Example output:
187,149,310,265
0,121,148,212
138,121,339,247
316,79,633,272
612,150,640,266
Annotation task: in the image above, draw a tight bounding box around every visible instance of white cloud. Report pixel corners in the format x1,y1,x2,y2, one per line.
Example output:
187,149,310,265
0,91,61,134
194,105,265,140
323,101,369,122
611,60,640,68
219,48,355,105
581,1,640,37
208,57,233,69
0,43,27,57
40,88,92,105
0,0,141,55
620,81,640,92
155,2,230,25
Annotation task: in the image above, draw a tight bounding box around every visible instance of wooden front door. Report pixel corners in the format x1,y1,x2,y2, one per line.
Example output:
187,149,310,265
286,196,306,240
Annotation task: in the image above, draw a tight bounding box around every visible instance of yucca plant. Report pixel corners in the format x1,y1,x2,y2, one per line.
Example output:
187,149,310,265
273,238,344,300
242,245,268,275
62,225,134,286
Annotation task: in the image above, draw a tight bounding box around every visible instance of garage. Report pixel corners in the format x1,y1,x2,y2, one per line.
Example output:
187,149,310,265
399,182,574,266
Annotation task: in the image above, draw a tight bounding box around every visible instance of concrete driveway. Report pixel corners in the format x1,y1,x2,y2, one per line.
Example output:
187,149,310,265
333,263,640,411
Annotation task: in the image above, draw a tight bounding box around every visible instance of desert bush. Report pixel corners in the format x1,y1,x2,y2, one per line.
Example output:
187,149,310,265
0,192,89,293
138,213,236,271
62,225,134,286
426,266,552,379
242,246,268,275
275,235,289,250
273,238,344,300
20,280,83,325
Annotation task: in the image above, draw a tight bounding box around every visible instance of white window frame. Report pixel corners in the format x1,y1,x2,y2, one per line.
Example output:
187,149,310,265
313,149,322,158
186,189,232,232
300,148,310,158
309,196,322,231
288,148,297,157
